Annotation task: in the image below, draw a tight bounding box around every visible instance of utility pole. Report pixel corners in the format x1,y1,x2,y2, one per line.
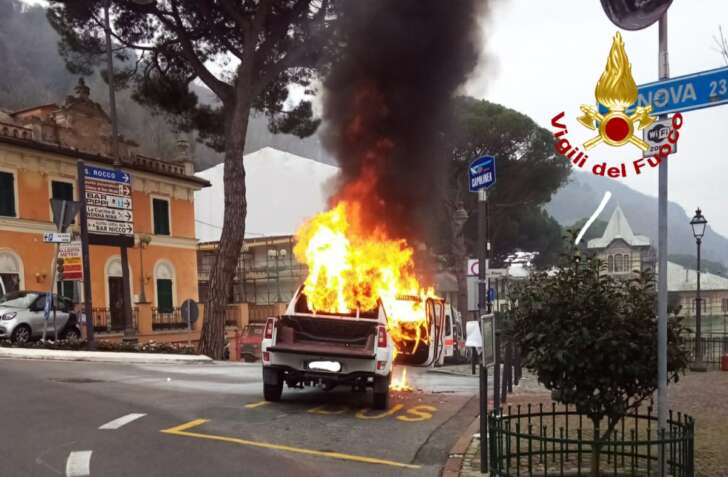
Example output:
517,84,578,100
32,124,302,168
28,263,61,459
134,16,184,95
104,1,136,343
656,12,669,473
477,188,488,473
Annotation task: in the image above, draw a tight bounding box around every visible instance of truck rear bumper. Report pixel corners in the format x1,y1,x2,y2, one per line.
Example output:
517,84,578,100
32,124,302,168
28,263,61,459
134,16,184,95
264,364,377,386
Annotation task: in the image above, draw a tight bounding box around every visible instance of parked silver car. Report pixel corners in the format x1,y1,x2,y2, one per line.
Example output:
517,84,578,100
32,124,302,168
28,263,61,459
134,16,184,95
0,291,81,343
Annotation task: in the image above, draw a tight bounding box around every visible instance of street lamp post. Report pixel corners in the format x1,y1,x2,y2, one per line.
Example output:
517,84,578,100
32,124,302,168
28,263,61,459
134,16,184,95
102,0,156,343
690,208,708,372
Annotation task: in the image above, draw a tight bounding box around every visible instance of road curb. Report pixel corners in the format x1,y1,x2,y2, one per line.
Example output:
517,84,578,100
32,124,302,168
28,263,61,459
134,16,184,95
0,347,213,364
442,413,481,477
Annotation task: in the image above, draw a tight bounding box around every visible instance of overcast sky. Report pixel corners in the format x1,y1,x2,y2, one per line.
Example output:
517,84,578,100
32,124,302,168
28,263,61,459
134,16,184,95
466,0,728,237
26,0,727,235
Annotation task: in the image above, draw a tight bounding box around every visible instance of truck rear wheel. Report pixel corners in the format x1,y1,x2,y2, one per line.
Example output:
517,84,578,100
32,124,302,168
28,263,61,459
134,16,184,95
264,383,282,401
263,367,283,401
372,373,391,410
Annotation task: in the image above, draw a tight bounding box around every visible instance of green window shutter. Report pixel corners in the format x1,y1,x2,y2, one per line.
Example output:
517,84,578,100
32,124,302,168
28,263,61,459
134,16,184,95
0,172,16,217
153,198,170,235
51,181,73,201
56,281,75,301
157,279,173,312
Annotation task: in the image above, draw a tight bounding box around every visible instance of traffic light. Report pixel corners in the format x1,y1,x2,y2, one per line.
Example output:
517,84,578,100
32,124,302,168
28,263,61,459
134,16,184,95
56,257,65,278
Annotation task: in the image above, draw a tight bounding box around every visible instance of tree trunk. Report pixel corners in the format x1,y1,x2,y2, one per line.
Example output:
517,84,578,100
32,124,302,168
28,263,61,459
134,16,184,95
198,95,251,359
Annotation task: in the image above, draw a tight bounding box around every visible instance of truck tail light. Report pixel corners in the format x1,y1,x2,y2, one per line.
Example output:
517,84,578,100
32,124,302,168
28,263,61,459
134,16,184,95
377,325,387,348
263,351,270,362
264,318,275,339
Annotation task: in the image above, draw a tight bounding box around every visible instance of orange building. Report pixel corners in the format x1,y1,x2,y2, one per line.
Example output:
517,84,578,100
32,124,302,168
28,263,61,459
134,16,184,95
0,80,210,342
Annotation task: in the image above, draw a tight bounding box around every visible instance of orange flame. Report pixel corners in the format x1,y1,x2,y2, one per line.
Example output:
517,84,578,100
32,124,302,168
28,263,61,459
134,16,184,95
595,32,638,110
293,176,437,355
390,367,414,392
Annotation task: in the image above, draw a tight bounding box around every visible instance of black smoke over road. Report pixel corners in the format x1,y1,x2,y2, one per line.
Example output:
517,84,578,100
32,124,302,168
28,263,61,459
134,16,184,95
322,0,487,241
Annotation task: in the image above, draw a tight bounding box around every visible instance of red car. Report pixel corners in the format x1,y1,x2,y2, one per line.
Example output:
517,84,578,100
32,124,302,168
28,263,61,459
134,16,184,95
239,323,265,362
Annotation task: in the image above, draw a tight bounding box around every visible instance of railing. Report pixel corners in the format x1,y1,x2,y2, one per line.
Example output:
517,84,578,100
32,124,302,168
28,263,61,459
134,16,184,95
684,332,728,366
489,403,694,476
225,305,240,327
131,153,186,176
92,307,138,333
152,307,186,331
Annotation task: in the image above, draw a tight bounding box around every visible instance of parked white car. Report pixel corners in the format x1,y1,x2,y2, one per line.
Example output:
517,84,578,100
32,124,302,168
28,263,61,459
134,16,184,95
0,291,81,343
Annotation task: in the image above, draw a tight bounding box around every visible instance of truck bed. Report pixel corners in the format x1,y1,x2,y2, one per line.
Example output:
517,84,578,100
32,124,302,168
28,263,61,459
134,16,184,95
269,314,377,360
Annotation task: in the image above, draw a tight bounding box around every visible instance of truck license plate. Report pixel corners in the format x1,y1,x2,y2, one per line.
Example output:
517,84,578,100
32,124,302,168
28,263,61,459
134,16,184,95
308,361,341,372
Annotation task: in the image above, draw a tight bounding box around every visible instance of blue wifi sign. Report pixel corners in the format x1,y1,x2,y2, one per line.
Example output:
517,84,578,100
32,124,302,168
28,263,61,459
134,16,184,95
469,155,496,192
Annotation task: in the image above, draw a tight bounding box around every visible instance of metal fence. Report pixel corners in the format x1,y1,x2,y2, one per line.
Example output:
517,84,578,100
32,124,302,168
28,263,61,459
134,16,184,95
489,403,694,477
684,332,728,366
92,307,138,333
151,307,186,331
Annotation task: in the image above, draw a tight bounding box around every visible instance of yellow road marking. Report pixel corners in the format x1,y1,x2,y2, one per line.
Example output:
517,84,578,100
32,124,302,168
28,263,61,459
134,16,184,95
355,404,404,420
396,405,437,422
244,401,270,409
307,404,349,415
161,419,420,470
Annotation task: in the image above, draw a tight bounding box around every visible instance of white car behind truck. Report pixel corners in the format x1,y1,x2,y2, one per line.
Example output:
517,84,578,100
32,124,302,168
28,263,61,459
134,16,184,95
261,288,395,409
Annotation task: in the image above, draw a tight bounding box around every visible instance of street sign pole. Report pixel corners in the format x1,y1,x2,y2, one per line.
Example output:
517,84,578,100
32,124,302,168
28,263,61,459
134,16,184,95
478,188,488,472
43,200,67,342
657,13,669,474
469,154,496,473
78,161,95,349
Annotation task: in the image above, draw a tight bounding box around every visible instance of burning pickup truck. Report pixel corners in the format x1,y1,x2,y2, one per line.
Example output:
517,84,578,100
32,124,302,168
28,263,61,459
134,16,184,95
261,288,445,409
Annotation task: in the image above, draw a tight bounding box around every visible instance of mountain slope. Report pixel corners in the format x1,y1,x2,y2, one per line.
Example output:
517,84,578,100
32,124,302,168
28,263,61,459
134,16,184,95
546,171,728,267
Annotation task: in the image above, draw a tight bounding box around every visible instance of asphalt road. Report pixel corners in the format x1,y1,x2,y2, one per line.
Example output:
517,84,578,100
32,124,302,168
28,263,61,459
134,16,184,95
0,359,481,477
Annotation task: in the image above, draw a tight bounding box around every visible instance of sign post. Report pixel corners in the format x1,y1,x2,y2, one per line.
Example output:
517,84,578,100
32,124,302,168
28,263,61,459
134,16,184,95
80,164,136,344
181,299,199,348
469,155,496,473
78,161,95,348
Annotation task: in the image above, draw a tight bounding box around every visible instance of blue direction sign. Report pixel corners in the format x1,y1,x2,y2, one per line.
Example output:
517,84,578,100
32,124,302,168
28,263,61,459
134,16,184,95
84,165,131,184
469,155,496,192
598,66,728,116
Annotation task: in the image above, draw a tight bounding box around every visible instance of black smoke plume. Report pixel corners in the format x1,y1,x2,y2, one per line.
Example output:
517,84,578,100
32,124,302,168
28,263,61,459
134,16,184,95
323,0,487,242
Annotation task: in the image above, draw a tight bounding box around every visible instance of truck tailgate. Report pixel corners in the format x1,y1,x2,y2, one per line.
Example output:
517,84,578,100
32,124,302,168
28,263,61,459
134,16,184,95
267,342,375,359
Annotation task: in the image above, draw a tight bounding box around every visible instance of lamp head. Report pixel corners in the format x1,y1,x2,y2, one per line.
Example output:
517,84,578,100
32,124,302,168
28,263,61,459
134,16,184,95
690,208,707,240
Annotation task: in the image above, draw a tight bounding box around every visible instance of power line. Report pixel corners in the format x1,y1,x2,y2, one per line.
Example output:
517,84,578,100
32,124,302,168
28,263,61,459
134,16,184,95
194,219,267,237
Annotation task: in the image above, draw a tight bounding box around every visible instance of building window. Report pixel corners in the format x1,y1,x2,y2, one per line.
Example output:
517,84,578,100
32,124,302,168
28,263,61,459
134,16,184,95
156,279,174,313
56,280,76,302
0,251,22,294
154,261,175,312
152,198,170,236
51,180,75,224
608,255,614,272
614,254,623,273
51,180,73,201
0,171,16,217
722,298,728,313
692,298,707,313
623,253,630,272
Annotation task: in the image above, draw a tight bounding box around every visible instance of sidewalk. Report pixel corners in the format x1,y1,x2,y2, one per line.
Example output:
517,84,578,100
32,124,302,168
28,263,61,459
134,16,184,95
453,370,728,477
0,346,213,364
456,371,550,477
